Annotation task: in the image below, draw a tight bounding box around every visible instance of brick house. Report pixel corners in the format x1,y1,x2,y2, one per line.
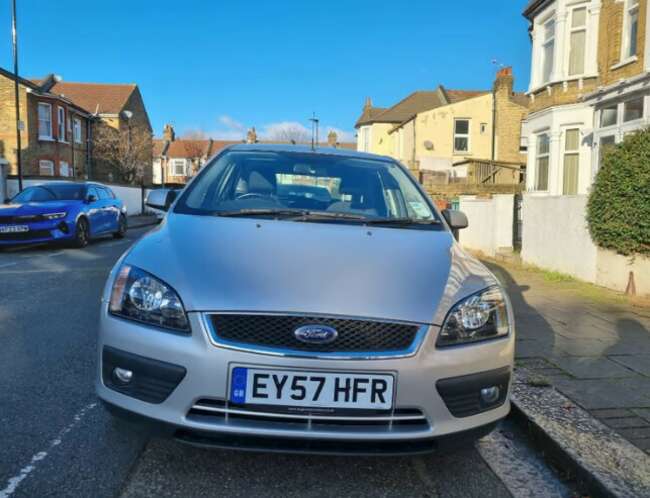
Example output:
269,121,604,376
153,125,238,185
0,68,153,184
522,0,649,196
0,69,92,178
355,68,529,181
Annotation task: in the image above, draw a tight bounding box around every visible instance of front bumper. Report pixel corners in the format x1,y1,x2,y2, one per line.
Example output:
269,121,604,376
0,219,75,245
96,310,514,451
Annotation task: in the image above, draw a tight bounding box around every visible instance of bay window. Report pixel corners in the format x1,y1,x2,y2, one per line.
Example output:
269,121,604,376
562,129,579,195
57,107,66,141
38,103,52,139
623,97,644,122
535,134,550,191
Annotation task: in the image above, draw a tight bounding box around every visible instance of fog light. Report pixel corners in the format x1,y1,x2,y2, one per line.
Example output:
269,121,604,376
480,386,500,404
113,367,133,384
58,221,69,234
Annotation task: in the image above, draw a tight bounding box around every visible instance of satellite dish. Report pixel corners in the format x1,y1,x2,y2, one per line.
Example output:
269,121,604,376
423,140,434,150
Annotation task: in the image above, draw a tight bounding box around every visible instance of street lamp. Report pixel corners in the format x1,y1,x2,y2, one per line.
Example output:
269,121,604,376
12,0,24,191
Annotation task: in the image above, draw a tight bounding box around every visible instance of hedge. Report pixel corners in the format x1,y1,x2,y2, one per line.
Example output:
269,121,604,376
587,128,650,256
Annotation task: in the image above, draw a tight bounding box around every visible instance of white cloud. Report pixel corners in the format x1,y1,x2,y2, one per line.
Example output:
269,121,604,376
209,114,247,140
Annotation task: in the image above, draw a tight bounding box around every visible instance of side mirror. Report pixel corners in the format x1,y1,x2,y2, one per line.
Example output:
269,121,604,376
442,209,468,241
86,194,97,203
146,189,177,212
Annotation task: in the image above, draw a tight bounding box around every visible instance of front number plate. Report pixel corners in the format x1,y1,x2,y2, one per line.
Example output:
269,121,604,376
0,225,29,233
230,367,394,410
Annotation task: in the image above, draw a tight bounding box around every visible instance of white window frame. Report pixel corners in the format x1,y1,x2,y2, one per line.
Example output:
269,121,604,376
567,4,588,77
453,119,470,154
57,106,66,142
171,158,186,176
38,103,53,140
73,118,82,144
562,128,580,195
534,133,550,192
621,0,640,61
39,160,54,176
541,16,556,84
59,160,71,177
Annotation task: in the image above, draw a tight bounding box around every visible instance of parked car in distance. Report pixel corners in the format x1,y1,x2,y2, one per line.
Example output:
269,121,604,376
98,144,514,455
0,182,127,248
145,188,181,222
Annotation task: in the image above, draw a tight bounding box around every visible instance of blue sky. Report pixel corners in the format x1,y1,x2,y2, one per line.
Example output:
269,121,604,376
0,1,532,142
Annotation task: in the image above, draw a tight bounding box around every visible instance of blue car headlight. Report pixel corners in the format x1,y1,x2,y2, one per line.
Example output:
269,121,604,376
109,264,189,333
437,286,510,347
43,212,67,220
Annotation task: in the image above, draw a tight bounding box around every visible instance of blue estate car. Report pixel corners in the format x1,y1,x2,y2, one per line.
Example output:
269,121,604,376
0,182,127,248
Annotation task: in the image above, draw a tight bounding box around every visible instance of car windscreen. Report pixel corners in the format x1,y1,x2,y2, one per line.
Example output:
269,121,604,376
174,150,438,223
12,184,86,203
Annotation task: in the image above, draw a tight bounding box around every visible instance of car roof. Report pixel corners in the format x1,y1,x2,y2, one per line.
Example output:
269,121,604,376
225,143,394,162
30,181,106,188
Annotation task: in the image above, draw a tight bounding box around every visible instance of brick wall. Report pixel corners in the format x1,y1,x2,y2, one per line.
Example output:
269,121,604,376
494,68,529,163
528,77,599,114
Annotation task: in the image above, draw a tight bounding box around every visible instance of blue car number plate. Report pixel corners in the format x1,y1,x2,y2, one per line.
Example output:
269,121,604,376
0,225,29,233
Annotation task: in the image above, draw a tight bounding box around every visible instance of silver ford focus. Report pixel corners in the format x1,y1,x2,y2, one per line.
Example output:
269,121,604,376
97,144,514,455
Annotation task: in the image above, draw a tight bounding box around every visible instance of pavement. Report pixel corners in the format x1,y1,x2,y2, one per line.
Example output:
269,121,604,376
0,226,575,498
484,259,650,455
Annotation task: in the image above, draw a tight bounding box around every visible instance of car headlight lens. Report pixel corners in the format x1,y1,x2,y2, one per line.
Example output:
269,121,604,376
437,286,510,347
109,264,189,332
44,212,67,220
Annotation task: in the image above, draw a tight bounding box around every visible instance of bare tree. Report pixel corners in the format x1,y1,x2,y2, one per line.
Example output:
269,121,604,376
181,129,209,140
92,123,152,184
182,140,208,176
266,123,311,144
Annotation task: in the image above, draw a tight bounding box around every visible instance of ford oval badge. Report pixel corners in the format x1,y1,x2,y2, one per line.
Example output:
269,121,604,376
294,325,338,344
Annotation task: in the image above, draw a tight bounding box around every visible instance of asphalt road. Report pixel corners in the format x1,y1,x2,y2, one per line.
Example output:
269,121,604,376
0,227,572,498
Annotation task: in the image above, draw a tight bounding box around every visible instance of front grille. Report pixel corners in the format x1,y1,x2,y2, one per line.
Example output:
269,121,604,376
188,398,430,431
0,215,44,223
0,230,51,241
208,314,421,354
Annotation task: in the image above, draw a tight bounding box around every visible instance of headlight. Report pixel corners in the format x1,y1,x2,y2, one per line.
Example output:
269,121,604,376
109,264,189,332
437,286,510,347
43,212,67,220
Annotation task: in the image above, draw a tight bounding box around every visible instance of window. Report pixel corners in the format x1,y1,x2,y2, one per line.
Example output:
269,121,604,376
59,161,70,177
39,159,54,176
362,127,370,152
535,134,550,191
563,129,580,195
623,97,644,122
172,159,186,176
453,119,470,153
623,0,640,59
541,17,555,83
57,106,66,141
73,118,82,143
600,105,618,127
38,103,52,139
599,135,617,169
97,187,110,200
568,7,587,76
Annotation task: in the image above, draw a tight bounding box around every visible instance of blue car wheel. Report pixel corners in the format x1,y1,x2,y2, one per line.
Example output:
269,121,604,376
72,218,89,248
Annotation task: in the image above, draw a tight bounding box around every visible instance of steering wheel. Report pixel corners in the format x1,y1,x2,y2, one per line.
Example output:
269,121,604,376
235,192,267,200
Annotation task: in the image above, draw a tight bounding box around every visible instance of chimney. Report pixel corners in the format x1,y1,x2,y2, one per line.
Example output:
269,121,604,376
163,124,175,142
246,127,257,144
494,66,514,96
363,97,373,110
327,130,338,147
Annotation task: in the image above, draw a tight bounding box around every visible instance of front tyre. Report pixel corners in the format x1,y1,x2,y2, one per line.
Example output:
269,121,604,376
72,218,89,248
113,215,127,239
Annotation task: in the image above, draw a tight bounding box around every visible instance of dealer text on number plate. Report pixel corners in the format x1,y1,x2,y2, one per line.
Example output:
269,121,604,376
229,367,394,410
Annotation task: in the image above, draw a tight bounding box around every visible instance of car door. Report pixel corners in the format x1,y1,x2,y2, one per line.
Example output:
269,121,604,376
102,187,120,232
85,186,104,235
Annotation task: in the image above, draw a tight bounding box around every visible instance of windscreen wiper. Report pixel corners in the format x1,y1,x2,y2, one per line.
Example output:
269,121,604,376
364,217,441,226
295,211,368,221
214,208,309,218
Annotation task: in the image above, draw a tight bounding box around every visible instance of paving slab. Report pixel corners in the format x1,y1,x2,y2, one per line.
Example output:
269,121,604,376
609,355,650,376
549,357,637,379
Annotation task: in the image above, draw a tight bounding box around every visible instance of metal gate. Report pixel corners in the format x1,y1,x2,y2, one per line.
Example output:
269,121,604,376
513,193,523,251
